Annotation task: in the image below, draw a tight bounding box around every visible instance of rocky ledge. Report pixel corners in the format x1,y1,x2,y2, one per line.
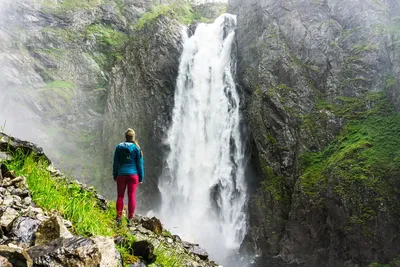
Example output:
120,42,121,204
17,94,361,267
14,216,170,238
0,132,219,267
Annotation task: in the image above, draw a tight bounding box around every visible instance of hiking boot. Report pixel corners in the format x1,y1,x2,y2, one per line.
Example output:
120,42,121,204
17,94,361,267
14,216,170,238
127,218,134,227
116,217,122,227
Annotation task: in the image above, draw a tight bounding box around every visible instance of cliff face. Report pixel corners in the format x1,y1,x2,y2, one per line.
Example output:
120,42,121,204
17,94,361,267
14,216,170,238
229,0,400,265
0,0,155,185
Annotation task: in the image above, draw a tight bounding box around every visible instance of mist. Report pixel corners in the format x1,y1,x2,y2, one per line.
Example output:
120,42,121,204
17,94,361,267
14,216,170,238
0,0,107,192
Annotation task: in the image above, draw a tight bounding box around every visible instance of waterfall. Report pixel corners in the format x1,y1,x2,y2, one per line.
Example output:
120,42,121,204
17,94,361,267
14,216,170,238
157,14,248,262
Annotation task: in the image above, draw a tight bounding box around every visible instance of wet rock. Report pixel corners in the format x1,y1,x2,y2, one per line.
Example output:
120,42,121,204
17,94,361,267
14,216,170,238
188,245,208,260
9,216,40,246
0,187,6,195
91,237,119,267
131,240,156,264
137,216,163,235
2,176,27,189
114,236,125,246
2,195,14,206
35,216,73,246
128,262,147,267
27,237,101,267
1,207,18,228
0,133,50,164
0,153,11,164
22,197,32,206
173,235,181,241
11,188,23,196
0,164,15,179
0,255,12,267
0,245,33,267
95,193,108,211
181,241,208,260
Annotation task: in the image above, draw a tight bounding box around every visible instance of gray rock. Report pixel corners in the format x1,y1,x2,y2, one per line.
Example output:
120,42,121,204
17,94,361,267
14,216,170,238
131,240,156,264
0,245,32,267
188,245,208,261
136,216,163,235
90,236,118,267
11,188,23,196
1,207,18,228
0,164,15,180
2,195,13,206
0,134,50,164
35,216,73,246
0,153,11,163
0,255,12,267
128,262,147,267
22,197,32,206
9,216,41,246
27,237,101,267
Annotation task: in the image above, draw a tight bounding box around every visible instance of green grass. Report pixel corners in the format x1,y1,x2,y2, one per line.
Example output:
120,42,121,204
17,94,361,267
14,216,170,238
149,243,186,267
6,151,116,236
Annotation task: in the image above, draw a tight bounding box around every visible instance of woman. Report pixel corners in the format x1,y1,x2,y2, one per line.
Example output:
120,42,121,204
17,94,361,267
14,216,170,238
113,128,144,226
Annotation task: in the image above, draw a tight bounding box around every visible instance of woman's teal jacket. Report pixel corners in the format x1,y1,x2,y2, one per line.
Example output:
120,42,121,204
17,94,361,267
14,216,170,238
113,142,144,182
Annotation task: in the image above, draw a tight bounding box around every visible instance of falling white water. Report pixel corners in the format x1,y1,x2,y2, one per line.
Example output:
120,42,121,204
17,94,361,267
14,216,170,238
157,14,247,262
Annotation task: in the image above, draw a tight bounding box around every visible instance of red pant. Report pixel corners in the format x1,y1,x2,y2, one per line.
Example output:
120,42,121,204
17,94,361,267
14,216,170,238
116,175,139,219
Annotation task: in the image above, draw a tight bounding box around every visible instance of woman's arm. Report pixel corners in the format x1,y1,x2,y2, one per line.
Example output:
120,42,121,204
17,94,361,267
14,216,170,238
113,147,119,180
136,148,144,183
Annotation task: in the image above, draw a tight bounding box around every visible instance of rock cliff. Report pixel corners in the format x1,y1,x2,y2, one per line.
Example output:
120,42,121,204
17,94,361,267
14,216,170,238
229,0,400,266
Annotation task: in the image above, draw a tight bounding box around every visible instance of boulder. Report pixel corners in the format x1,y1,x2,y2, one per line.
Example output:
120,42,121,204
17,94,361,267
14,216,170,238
131,240,156,264
91,236,119,267
182,241,209,260
0,153,12,164
189,245,208,261
136,216,163,235
1,207,19,228
0,164,15,179
0,255,12,267
0,133,50,164
1,176,28,190
9,216,41,246
35,216,73,246
27,237,101,267
0,245,32,267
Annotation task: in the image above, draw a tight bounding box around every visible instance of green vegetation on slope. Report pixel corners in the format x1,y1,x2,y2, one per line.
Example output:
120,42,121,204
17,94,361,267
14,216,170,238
5,151,186,267
135,0,212,30
300,92,400,225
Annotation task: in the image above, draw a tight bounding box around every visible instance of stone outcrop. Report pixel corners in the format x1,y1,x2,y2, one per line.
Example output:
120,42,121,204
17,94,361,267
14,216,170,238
27,237,102,267
229,0,400,266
